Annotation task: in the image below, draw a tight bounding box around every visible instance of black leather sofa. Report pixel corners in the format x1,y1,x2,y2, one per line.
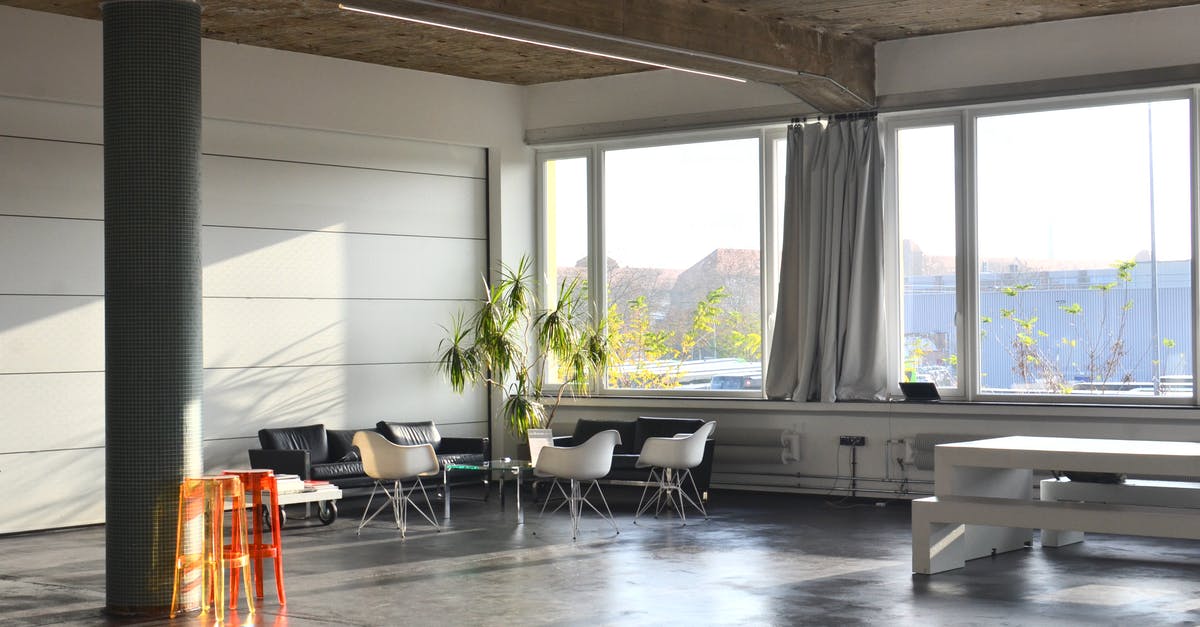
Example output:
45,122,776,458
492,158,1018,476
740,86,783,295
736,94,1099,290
248,421,490,493
548,416,716,500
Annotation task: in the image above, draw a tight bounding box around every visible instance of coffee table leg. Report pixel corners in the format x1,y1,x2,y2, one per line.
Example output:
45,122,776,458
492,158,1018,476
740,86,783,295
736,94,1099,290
443,466,451,520
516,467,524,525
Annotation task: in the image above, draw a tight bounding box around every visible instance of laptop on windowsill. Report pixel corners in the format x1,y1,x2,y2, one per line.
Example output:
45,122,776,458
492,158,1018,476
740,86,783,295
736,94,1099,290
899,381,941,402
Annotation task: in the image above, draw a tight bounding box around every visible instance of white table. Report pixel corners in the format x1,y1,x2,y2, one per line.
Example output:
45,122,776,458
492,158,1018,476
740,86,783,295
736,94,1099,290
912,436,1200,574
276,486,343,526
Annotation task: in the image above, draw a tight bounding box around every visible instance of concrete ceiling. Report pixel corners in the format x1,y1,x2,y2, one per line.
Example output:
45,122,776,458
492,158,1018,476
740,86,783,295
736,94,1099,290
5,0,1199,112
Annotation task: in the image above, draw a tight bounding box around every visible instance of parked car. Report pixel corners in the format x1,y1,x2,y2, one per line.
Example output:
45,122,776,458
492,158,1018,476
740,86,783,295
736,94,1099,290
710,375,762,390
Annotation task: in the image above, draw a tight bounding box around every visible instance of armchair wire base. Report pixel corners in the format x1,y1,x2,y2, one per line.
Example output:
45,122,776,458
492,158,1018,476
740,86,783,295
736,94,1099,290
539,478,619,540
357,478,441,539
634,468,709,525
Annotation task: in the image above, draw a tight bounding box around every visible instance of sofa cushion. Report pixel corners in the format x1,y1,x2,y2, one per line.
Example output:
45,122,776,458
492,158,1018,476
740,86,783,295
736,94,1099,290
571,419,636,454
634,417,705,452
310,460,364,480
327,429,361,462
377,420,442,450
438,452,487,467
610,453,641,472
258,424,330,464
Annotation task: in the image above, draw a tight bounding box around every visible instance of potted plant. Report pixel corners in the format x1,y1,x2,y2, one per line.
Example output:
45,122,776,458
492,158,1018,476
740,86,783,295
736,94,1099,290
436,256,609,441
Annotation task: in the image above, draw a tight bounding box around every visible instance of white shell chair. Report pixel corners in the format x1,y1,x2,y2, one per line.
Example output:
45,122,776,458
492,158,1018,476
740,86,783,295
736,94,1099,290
535,429,622,540
634,421,716,525
353,430,441,538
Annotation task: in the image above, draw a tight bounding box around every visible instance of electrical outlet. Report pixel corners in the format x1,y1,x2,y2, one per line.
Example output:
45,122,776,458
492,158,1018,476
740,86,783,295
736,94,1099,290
839,435,866,447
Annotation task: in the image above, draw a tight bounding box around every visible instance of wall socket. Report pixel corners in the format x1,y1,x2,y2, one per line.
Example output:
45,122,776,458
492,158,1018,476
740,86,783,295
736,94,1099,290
839,435,866,447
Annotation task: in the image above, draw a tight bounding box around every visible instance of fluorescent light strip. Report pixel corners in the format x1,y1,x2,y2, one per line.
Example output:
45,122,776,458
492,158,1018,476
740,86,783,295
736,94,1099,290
339,4,747,83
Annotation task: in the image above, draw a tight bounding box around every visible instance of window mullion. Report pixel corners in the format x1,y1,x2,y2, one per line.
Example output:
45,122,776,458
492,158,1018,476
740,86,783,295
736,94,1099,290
589,145,606,393
959,110,980,401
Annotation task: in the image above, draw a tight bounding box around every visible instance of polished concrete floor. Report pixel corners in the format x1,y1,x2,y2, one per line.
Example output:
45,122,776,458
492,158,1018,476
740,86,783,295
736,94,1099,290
5,487,1200,626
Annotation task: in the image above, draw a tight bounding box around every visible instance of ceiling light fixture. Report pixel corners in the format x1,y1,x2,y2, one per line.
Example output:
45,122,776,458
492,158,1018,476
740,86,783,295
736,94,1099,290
338,2,748,83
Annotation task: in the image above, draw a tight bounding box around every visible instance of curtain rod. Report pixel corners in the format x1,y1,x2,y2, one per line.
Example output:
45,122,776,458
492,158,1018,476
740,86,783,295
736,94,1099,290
790,110,877,125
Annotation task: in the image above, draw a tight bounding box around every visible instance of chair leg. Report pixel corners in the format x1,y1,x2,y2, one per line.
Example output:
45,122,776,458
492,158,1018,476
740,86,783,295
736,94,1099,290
405,478,441,532
398,480,408,538
569,480,581,540
634,468,663,523
679,470,708,521
358,482,397,534
539,479,571,517
579,480,619,535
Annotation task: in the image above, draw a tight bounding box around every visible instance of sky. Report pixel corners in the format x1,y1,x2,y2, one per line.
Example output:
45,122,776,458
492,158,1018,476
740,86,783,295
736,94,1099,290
899,99,1192,266
548,137,762,271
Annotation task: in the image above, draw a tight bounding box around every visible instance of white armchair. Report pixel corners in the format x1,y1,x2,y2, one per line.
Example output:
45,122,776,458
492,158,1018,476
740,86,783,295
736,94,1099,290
535,429,622,540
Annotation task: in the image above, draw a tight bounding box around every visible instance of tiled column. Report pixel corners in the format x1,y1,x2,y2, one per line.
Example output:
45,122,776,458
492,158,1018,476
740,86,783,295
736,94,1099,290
102,0,203,616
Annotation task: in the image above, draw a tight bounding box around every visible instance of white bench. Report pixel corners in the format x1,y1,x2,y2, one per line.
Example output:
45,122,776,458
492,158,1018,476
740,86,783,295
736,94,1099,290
1039,477,1200,546
914,436,1200,575
912,494,1200,574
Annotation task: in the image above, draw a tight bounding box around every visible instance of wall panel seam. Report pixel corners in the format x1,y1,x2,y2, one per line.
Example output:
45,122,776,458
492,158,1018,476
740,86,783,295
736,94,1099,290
202,223,486,241
206,152,486,180
0,134,485,180
0,369,103,376
203,361,441,371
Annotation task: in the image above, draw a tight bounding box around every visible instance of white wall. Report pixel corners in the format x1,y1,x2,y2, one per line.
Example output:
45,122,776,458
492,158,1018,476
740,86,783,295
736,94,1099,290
876,4,1200,97
0,5,532,533
525,69,809,142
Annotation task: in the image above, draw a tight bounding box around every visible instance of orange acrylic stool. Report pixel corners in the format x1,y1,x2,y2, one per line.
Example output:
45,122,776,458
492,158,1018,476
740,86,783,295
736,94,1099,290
170,475,256,622
224,469,286,606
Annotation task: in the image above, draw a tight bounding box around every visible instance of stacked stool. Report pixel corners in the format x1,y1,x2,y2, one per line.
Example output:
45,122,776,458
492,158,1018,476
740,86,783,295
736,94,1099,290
170,475,255,621
223,469,286,607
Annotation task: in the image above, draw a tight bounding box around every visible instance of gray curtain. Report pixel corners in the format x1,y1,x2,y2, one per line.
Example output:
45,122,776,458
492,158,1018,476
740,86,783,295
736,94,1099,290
765,116,888,402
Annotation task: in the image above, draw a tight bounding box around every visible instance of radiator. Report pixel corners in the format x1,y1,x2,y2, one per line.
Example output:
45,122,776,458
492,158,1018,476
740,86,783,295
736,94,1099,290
716,427,802,464
907,433,997,470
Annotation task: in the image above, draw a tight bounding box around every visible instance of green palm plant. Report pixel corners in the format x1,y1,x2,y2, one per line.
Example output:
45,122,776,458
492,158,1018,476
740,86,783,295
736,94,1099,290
436,256,609,440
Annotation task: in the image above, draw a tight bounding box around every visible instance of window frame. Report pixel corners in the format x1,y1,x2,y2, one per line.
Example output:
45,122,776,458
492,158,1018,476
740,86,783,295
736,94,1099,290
884,86,1200,405
537,125,786,398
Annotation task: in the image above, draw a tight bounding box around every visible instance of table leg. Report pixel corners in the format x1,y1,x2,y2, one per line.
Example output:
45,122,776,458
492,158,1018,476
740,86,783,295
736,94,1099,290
499,473,507,511
443,466,451,520
516,467,524,525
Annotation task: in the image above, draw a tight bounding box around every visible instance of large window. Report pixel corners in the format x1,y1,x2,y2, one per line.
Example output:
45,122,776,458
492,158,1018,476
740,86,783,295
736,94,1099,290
888,92,1196,401
539,131,784,395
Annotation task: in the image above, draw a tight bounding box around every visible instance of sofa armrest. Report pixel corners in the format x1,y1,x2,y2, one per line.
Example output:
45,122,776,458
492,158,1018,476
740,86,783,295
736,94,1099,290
552,435,575,447
248,448,310,480
438,436,490,457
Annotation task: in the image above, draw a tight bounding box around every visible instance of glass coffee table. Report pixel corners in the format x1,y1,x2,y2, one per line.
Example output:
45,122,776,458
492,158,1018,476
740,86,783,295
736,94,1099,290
443,458,533,523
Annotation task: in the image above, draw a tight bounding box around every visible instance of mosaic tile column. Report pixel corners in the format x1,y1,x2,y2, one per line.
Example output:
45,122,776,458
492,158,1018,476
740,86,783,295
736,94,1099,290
102,0,203,616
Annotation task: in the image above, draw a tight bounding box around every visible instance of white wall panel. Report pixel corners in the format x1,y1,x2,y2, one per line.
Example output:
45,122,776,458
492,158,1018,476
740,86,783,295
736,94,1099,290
204,118,487,179
876,4,1200,96
0,448,104,534
0,96,101,144
0,372,103,453
203,437,260,473
203,298,469,369
202,228,484,300
202,155,485,238
0,296,102,374
0,216,102,294
203,363,487,439
0,137,102,220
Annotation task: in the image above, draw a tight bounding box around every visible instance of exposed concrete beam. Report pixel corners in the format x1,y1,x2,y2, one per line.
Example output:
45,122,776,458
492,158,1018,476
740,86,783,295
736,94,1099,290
335,0,876,112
